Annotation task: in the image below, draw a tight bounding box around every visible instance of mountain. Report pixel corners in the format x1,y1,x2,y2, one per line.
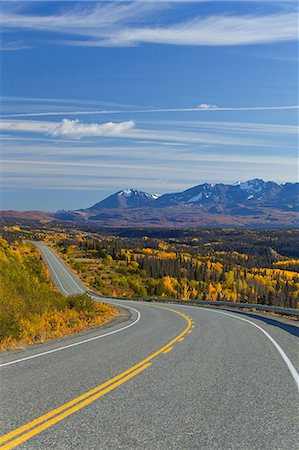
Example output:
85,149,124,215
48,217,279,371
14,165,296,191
137,179,297,216
153,179,288,210
89,189,159,210
3,180,297,228
84,180,298,214
68,179,297,228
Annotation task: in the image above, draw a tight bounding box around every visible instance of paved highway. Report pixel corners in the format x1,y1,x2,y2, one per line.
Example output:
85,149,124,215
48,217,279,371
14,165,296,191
0,244,298,449
34,242,86,295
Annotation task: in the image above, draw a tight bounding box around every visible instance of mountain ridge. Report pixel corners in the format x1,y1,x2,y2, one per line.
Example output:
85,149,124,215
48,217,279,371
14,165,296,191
2,179,298,228
80,179,298,212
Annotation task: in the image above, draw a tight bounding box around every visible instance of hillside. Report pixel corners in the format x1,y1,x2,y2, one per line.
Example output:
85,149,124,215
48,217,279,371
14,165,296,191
0,239,118,350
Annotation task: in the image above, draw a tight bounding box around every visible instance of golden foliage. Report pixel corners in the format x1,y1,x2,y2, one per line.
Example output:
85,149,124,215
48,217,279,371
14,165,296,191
0,239,119,350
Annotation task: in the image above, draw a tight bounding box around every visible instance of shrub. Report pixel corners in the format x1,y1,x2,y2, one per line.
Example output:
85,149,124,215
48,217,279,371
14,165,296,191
0,239,119,350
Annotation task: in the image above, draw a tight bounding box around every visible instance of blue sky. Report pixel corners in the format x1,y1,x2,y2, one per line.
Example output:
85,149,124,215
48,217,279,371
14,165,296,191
0,1,298,211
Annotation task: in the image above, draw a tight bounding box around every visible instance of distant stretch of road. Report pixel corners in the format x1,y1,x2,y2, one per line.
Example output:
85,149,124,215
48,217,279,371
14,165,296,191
0,244,298,449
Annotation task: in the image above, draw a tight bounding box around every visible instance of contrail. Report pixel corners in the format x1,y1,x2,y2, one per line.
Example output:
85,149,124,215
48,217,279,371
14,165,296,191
1,105,298,118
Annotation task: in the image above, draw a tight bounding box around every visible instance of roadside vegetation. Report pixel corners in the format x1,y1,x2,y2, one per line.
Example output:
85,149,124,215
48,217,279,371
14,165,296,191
0,238,119,350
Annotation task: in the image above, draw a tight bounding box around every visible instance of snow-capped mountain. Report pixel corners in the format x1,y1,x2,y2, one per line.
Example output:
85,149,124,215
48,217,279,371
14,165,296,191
54,180,298,227
89,189,159,210
81,179,298,212
154,179,292,210
238,179,265,192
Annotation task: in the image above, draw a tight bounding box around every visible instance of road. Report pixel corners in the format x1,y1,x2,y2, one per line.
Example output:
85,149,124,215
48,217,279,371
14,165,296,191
0,244,298,449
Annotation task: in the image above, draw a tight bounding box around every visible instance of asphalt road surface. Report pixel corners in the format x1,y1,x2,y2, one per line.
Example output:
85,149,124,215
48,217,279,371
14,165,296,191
0,243,298,450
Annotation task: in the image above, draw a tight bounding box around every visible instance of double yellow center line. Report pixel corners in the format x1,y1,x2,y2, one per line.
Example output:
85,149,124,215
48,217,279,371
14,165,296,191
0,306,192,449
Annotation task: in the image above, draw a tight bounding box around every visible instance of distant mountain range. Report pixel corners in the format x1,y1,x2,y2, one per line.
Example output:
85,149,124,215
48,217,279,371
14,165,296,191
52,179,298,228
1,180,298,228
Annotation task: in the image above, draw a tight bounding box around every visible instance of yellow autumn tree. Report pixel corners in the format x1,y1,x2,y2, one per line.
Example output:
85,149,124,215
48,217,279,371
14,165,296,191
208,282,217,301
162,276,177,296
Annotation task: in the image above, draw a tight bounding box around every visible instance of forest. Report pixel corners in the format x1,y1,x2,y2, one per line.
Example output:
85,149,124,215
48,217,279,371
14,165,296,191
1,219,297,310
0,237,118,350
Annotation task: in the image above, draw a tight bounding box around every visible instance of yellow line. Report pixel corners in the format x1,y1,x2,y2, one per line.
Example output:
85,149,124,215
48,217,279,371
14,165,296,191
163,346,173,354
1,306,191,449
0,359,148,445
1,363,151,450
178,338,184,342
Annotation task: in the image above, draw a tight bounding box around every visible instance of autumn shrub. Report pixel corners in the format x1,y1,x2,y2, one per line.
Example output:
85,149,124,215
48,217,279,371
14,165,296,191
0,238,119,350
66,294,94,314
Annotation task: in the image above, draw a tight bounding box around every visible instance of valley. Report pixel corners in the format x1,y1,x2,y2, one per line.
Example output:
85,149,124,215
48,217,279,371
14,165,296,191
2,221,298,310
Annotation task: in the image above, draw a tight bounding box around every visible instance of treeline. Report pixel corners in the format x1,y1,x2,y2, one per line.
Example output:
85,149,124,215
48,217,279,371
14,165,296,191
2,220,298,260
55,236,299,309
57,229,299,270
1,222,298,309
0,238,118,350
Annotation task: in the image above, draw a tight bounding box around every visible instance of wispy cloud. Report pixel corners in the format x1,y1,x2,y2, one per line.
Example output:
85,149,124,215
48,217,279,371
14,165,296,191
0,40,30,51
0,118,275,147
1,104,298,118
152,120,299,136
2,153,296,173
1,2,298,49
98,13,299,47
2,152,297,198
0,95,140,109
0,2,162,46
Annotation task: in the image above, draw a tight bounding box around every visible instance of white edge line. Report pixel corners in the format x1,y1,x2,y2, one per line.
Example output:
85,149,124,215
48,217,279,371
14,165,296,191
40,247,70,295
0,301,141,368
169,303,299,391
5,244,298,390
0,246,143,368
40,244,84,293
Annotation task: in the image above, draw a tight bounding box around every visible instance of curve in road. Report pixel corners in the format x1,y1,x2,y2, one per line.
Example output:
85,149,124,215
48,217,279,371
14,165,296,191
0,242,298,449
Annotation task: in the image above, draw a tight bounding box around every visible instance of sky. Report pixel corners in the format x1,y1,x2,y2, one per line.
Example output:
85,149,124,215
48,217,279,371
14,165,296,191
0,0,298,211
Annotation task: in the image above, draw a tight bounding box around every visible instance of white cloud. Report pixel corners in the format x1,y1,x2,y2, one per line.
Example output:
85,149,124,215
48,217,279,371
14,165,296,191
197,104,218,110
0,118,135,139
1,3,298,48
50,119,135,139
0,118,269,147
2,117,297,149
